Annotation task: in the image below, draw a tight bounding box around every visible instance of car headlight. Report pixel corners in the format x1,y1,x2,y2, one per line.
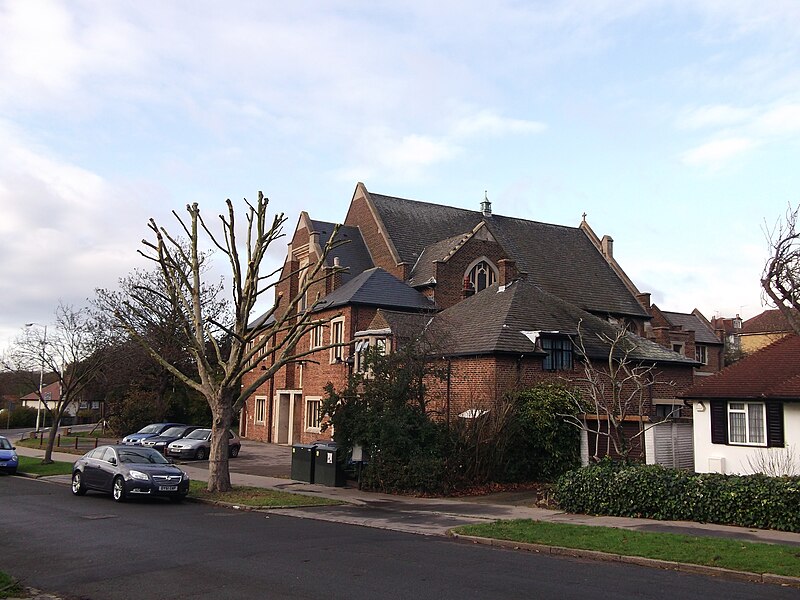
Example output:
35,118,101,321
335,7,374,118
181,471,189,481
11,453,18,462
129,470,149,481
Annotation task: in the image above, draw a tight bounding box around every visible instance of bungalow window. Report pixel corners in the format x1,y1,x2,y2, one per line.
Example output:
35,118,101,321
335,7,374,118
695,344,708,365
710,400,783,447
354,337,388,374
541,337,572,371
728,402,766,446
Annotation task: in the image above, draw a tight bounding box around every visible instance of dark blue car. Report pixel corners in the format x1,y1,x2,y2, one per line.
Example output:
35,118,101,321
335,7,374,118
121,423,185,446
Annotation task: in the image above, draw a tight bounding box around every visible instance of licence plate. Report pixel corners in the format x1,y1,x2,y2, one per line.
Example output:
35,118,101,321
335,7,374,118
159,485,178,492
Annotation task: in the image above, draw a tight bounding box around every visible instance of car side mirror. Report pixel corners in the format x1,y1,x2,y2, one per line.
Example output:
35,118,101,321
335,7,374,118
108,457,117,465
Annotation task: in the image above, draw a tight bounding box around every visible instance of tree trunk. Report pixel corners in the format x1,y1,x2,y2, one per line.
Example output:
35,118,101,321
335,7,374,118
43,412,61,464
207,391,234,492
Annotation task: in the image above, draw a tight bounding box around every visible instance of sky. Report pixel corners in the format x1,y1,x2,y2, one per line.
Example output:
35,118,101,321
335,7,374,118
1,0,799,350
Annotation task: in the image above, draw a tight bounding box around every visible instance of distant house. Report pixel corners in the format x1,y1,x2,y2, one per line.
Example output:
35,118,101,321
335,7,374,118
739,309,798,355
681,334,800,475
19,382,101,426
710,314,743,365
241,183,698,466
647,306,724,375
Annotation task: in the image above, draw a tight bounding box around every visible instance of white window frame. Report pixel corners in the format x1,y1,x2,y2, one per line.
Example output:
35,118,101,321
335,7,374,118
672,342,684,355
728,401,766,446
330,318,345,363
464,257,498,293
695,344,708,365
255,396,267,424
310,324,324,349
305,397,322,433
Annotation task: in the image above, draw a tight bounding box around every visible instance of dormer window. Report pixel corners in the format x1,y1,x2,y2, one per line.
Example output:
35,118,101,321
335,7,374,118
466,259,497,293
541,337,573,371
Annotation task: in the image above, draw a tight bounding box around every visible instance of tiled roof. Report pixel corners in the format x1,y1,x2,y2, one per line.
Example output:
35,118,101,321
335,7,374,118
369,192,648,318
362,309,435,343
741,309,796,335
660,310,721,345
310,220,374,284
407,232,474,287
429,276,695,363
312,267,436,312
681,334,800,400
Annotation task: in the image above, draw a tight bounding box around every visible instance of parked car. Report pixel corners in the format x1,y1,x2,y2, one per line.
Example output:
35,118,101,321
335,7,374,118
141,425,203,454
121,423,185,446
0,435,18,475
71,445,189,503
166,428,241,460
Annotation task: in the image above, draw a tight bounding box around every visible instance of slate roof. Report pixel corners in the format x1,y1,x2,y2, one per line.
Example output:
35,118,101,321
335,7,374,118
310,220,374,284
312,267,436,312
368,192,648,319
741,309,796,335
361,309,436,343
428,276,695,363
660,311,721,345
407,231,475,287
681,334,800,400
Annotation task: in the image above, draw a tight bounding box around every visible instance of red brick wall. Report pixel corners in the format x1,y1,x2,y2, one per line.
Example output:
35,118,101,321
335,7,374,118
432,238,509,309
344,193,404,279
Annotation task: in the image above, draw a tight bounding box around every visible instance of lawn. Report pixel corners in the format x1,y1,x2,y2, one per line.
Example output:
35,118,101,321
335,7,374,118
188,480,343,508
0,571,23,599
454,520,800,578
16,456,73,477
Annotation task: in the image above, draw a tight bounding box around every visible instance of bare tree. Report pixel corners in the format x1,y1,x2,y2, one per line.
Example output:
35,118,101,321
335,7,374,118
3,304,111,463
98,193,344,492
762,203,800,335
561,322,673,462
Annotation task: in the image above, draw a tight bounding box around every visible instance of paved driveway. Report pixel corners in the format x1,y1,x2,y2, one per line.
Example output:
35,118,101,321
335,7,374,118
186,439,293,479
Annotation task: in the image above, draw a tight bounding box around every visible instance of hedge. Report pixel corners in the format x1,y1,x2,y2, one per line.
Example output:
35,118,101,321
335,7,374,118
554,461,800,532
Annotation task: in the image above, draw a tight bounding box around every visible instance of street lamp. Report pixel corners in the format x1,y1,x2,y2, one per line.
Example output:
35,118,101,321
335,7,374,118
25,323,47,434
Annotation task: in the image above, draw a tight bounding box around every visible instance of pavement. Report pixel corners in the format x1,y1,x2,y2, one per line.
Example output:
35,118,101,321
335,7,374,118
8,432,800,591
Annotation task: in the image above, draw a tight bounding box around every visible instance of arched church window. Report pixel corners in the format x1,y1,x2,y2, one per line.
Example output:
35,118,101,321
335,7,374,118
468,260,496,292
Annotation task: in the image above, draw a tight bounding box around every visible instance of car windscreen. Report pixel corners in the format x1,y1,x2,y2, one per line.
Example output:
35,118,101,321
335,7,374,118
0,438,12,450
161,427,185,437
137,424,163,434
185,429,211,440
118,448,170,464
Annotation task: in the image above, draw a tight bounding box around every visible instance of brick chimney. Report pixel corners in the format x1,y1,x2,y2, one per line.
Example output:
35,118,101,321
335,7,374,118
601,234,614,259
497,258,518,286
636,292,651,310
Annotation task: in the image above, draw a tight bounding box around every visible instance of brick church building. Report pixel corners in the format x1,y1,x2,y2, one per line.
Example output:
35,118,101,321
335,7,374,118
240,183,699,465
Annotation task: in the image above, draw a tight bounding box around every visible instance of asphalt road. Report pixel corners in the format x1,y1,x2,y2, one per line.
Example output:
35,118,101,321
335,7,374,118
1,476,797,600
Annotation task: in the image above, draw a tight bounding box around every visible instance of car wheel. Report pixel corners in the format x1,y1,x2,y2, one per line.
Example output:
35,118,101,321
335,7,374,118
195,447,207,460
229,445,240,458
112,476,127,502
71,471,86,496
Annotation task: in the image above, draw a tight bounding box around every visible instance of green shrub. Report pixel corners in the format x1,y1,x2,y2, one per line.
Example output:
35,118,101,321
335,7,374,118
555,462,800,532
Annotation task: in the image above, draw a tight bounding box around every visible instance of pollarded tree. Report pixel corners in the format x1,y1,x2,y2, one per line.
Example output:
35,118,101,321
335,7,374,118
562,321,674,462
98,193,344,492
762,203,800,335
3,303,112,463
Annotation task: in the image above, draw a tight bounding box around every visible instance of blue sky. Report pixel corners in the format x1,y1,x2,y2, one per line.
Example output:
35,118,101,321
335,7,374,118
1,0,799,349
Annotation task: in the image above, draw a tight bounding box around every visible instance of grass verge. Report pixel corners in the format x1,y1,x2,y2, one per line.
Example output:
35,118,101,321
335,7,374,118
16,456,73,477
0,571,23,599
454,520,800,577
188,480,343,508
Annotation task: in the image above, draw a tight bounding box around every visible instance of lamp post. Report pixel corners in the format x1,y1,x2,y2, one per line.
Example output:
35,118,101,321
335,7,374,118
25,323,47,434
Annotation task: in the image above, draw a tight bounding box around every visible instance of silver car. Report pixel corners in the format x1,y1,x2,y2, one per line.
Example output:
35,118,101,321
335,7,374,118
166,428,241,460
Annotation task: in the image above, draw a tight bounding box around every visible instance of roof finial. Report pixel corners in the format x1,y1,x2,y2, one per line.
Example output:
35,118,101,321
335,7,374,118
582,212,587,222
481,190,492,216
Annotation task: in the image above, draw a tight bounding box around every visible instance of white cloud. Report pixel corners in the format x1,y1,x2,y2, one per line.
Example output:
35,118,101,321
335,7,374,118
680,137,757,168
451,110,546,138
676,104,754,130
755,104,800,135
